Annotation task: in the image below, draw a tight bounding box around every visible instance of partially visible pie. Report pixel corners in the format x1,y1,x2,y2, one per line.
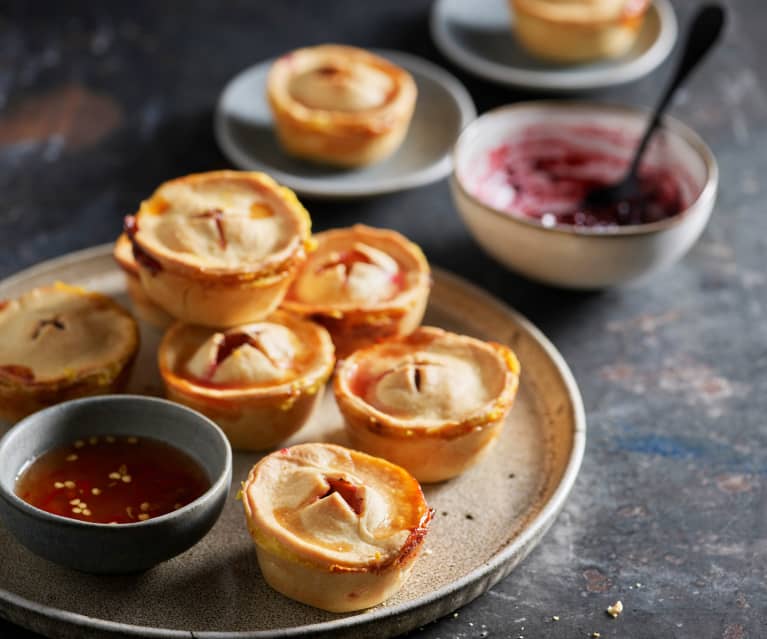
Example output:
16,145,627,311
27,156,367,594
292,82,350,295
113,233,173,329
242,443,432,612
334,326,521,482
510,0,651,63
267,45,417,167
125,170,312,327
0,283,139,422
159,310,334,451
282,225,430,358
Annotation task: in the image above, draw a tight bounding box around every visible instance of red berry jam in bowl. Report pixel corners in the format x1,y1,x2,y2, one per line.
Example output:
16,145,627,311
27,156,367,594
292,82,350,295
465,123,697,229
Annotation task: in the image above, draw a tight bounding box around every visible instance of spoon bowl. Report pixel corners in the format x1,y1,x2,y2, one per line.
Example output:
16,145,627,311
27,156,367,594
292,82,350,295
581,4,725,211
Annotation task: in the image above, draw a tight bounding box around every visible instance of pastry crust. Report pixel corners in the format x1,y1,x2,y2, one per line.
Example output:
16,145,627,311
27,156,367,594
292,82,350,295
334,326,521,482
159,310,334,451
267,45,417,167
0,283,139,422
113,233,174,329
242,443,431,612
281,225,430,358
510,0,651,63
126,170,312,328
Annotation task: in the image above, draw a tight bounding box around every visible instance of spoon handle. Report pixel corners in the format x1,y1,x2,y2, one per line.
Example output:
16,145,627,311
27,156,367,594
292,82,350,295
628,5,726,177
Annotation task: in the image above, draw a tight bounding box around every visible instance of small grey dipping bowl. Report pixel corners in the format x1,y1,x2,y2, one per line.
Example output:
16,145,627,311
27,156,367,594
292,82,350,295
0,395,232,575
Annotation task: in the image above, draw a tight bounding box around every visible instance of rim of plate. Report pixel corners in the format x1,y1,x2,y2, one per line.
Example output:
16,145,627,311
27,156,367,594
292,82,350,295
0,244,586,639
214,49,476,199
430,0,678,91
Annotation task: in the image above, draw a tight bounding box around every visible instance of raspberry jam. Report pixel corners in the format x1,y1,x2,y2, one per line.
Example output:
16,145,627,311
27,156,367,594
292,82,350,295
468,125,691,228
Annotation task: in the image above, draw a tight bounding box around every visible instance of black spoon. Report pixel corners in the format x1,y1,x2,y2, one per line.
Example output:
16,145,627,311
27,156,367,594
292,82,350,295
581,4,726,211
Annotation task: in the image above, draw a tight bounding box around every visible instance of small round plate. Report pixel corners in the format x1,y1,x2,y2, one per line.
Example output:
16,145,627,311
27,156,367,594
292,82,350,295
430,0,678,91
214,50,476,199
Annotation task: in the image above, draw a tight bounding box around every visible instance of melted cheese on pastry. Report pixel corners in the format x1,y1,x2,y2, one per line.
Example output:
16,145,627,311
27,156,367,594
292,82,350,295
0,283,138,384
185,322,300,386
293,242,400,306
289,62,393,112
133,172,309,272
245,443,428,567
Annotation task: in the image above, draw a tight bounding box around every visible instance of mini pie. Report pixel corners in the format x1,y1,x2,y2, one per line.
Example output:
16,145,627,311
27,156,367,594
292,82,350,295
159,310,334,451
510,0,651,63
334,326,521,483
125,170,312,328
267,44,417,167
0,283,139,422
281,225,430,359
242,442,432,612
113,233,173,329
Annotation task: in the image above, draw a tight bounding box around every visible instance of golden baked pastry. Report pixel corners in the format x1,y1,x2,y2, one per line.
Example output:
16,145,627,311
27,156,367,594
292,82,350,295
334,326,520,482
0,283,139,422
242,443,432,612
125,170,312,328
159,310,334,451
510,0,651,63
281,225,430,359
113,233,173,329
267,44,417,167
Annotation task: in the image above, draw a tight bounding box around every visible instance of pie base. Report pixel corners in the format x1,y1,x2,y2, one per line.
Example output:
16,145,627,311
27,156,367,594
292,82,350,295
343,415,506,483
271,114,412,168
164,383,326,451
284,293,428,360
510,0,649,63
254,546,418,613
138,266,295,328
113,235,174,329
0,360,135,424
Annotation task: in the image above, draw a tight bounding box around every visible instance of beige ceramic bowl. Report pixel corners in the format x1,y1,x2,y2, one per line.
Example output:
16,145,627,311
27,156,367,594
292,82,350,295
450,102,718,289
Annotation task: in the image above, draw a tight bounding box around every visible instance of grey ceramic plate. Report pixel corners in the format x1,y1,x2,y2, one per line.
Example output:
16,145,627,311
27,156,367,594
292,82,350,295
0,245,585,639
430,0,678,91
214,50,476,199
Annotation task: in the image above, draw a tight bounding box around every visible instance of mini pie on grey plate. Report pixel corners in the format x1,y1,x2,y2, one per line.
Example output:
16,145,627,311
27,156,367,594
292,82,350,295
267,44,418,167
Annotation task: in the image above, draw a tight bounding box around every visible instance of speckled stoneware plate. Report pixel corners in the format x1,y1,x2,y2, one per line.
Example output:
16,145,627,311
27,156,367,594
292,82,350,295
430,0,678,91
214,50,476,199
0,245,585,639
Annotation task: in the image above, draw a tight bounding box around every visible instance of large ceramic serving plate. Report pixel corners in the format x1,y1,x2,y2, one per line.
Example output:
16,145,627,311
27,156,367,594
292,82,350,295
0,245,585,639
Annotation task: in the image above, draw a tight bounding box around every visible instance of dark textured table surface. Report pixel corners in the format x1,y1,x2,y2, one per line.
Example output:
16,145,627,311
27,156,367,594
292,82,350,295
1,1,765,638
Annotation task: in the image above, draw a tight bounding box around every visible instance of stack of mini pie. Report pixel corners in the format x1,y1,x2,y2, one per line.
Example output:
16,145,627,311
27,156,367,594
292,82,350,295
0,45,522,615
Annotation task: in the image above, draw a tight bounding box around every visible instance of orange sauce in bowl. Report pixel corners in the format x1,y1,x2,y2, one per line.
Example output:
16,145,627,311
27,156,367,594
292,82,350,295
15,435,210,524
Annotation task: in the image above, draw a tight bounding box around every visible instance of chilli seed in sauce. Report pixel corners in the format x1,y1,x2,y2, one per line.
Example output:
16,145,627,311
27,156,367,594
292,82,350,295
15,435,210,524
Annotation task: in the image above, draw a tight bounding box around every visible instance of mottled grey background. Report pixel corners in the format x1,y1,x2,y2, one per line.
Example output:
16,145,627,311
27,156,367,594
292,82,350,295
0,1,765,638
